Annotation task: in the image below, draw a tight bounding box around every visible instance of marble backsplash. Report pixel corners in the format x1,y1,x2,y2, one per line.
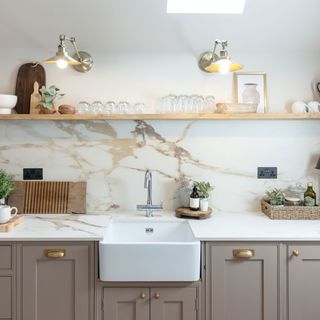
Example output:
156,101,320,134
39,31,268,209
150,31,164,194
0,119,319,214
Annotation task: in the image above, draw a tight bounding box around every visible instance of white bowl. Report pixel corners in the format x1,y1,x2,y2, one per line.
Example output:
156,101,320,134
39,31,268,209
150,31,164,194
0,94,17,114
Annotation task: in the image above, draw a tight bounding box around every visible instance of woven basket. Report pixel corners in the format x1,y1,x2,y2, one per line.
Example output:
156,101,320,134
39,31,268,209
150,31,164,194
261,200,320,220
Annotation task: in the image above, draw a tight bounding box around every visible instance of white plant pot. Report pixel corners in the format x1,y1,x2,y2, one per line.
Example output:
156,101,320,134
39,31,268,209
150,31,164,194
0,198,5,206
200,198,209,211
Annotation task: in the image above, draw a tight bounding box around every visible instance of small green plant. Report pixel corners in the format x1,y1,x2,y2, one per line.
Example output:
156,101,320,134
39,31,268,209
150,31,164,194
266,188,285,206
39,85,64,109
0,170,14,201
193,181,214,198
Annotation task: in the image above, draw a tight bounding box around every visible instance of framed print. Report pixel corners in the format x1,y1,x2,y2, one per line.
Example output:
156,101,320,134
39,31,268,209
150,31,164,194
234,72,268,113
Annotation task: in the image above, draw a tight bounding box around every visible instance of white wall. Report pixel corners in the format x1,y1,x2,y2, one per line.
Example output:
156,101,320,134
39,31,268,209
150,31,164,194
1,49,319,111
0,48,319,213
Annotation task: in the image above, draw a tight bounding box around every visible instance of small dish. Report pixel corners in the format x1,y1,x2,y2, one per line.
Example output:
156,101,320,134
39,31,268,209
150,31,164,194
0,94,17,114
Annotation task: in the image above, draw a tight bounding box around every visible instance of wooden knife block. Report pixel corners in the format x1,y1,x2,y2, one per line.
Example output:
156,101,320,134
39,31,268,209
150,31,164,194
8,181,86,214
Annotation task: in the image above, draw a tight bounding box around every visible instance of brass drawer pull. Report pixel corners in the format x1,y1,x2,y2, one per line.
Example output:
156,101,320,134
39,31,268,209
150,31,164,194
292,250,299,257
44,249,66,259
233,249,255,259
154,292,160,299
140,292,146,299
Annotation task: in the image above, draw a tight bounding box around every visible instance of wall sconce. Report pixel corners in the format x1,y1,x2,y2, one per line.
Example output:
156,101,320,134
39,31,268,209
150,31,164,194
198,39,243,74
44,35,93,73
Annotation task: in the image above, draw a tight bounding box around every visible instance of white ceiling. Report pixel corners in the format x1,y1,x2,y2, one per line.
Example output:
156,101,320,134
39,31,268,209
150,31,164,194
1,0,320,54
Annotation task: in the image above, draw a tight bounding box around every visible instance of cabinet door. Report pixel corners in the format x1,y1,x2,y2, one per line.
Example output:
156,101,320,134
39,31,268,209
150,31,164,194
206,244,278,320
21,243,93,320
288,245,320,320
0,244,15,320
102,288,149,320
0,276,13,319
151,288,197,320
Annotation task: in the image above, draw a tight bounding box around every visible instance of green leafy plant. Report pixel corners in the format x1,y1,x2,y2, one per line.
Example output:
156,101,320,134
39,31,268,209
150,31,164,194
266,188,285,206
39,85,64,109
0,170,14,200
193,181,214,198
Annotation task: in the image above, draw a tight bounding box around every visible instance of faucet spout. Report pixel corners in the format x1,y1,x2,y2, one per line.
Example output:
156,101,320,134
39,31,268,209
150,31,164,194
137,170,163,217
144,170,152,205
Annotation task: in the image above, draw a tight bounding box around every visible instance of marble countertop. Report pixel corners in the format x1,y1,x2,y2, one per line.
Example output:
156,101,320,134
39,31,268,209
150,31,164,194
1,211,320,241
0,214,110,241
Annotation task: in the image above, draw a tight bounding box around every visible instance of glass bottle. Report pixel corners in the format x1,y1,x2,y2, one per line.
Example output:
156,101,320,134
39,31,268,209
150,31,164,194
304,182,316,206
189,186,200,211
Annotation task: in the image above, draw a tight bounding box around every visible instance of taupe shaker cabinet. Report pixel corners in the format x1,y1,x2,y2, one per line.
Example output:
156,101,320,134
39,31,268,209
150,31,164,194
2,240,320,320
287,244,320,320
101,287,197,320
0,244,15,320
205,243,278,320
20,242,95,320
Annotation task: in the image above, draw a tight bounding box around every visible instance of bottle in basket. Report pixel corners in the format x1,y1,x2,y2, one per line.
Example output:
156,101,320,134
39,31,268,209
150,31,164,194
304,182,316,206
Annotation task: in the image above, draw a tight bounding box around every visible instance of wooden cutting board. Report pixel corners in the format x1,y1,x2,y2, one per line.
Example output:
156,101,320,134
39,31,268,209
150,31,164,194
0,215,24,232
29,81,41,114
15,63,46,114
175,207,212,219
8,181,86,214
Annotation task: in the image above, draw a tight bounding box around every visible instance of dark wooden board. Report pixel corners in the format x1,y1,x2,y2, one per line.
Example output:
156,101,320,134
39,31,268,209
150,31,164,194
15,63,46,114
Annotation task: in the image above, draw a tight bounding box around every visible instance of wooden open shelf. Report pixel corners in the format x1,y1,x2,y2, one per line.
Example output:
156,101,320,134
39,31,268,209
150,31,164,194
0,113,319,121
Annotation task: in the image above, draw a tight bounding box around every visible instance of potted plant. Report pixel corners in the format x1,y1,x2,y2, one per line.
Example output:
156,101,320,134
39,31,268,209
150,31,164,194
193,181,214,211
266,188,285,206
0,170,14,205
37,85,64,114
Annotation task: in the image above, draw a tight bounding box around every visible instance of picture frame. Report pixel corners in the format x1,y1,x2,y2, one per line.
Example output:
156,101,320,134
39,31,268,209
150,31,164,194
234,72,268,113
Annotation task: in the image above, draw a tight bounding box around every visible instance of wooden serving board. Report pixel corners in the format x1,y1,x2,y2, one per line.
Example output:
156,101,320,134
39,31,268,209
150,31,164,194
15,63,46,114
8,181,86,214
175,207,212,219
0,215,24,232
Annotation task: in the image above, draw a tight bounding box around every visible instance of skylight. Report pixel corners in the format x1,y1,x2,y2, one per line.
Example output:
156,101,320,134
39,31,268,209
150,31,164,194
167,0,246,14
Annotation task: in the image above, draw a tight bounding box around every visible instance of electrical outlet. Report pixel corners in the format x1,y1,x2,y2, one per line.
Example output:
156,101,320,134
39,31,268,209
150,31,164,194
23,168,43,180
257,167,277,179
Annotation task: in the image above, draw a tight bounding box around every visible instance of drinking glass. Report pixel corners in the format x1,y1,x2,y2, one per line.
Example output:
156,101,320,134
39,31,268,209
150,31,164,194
104,101,116,114
91,101,104,114
118,101,130,114
134,103,145,114
205,96,216,113
77,101,90,114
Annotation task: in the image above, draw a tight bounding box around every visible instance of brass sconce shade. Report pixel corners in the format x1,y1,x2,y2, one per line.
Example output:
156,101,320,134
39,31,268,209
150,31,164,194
198,39,243,74
44,35,93,73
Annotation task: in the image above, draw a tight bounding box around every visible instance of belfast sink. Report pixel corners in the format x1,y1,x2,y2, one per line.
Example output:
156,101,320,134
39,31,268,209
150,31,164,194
99,218,200,282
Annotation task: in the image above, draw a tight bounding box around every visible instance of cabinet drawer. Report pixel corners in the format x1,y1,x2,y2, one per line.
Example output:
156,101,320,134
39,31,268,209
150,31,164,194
0,245,12,269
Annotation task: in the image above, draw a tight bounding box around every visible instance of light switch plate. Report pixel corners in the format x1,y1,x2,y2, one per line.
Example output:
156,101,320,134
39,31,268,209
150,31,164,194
257,167,277,179
23,168,43,180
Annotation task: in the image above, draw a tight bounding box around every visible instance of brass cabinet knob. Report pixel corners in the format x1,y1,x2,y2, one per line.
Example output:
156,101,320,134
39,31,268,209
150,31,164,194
44,249,66,259
233,249,255,259
154,292,160,299
292,250,299,257
140,292,146,299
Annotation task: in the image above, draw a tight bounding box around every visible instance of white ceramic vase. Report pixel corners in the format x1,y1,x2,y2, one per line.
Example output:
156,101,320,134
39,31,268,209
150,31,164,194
242,83,260,105
200,198,209,212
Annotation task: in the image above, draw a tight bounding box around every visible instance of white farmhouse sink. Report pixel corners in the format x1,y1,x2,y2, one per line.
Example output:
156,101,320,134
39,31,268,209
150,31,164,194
99,218,200,282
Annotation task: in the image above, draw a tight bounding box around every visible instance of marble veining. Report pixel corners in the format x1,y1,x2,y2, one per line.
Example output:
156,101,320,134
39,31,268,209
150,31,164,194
0,120,319,214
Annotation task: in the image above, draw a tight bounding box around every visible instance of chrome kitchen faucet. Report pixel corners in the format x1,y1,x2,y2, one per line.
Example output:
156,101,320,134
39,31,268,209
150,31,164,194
137,170,163,217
